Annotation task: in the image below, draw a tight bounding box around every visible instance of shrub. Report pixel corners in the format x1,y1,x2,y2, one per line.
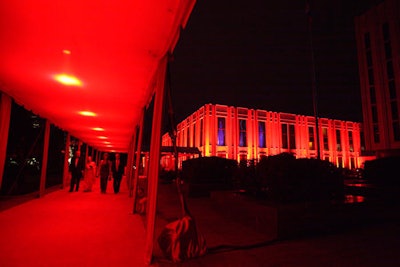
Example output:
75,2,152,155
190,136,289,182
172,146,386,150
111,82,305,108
255,153,344,203
363,156,400,186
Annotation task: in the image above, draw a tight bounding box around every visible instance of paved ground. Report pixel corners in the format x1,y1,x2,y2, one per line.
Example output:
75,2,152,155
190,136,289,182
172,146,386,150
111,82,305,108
0,178,148,267
152,182,400,267
1,179,400,266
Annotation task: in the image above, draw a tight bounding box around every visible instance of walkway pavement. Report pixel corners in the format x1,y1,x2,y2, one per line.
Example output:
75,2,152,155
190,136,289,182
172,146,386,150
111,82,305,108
0,178,147,267
1,179,400,267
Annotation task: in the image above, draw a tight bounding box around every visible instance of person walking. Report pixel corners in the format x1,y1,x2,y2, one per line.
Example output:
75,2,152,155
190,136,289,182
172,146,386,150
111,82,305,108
69,150,84,192
83,156,96,192
98,152,111,194
111,153,125,194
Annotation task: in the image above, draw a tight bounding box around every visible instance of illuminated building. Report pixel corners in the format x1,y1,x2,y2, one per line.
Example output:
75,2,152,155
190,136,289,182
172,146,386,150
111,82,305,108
161,103,364,170
355,0,400,157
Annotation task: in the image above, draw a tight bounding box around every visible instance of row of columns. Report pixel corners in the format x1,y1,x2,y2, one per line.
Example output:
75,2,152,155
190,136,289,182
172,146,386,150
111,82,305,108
0,54,169,265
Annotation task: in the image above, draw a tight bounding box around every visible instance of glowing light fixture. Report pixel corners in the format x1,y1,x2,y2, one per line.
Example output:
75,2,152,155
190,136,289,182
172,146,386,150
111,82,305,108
92,127,104,131
78,111,96,117
54,73,83,87
98,136,108,140
63,50,71,55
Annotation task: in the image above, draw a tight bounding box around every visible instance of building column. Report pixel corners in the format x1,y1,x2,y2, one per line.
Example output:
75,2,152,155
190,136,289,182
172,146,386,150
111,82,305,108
62,132,71,189
144,56,167,266
0,92,11,189
39,119,50,197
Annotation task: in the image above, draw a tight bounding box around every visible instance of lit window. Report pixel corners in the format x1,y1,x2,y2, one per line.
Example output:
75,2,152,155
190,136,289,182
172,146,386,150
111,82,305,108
217,118,225,146
239,120,247,147
258,121,266,148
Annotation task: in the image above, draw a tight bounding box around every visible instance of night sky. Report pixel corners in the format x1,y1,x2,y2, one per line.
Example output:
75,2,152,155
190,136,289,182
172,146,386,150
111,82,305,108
168,0,384,123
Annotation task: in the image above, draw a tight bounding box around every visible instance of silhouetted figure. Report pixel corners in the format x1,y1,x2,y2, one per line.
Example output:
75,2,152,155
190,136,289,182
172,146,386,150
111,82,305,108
69,150,84,192
98,152,111,194
111,153,125,194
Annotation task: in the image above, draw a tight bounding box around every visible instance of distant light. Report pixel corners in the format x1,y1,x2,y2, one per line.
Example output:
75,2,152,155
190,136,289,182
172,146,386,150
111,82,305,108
54,73,83,87
63,50,71,55
93,127,104,131
98,136,107,140
104,141,111,144
79,111,96,117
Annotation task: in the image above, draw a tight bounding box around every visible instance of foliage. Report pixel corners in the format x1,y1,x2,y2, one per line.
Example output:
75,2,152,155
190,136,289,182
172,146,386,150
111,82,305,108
363,156,400,186
253,153,344,203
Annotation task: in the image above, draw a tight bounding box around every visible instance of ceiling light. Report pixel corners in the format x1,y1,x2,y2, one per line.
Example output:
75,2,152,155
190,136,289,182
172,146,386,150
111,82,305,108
54,73,83,87
92,127,104,131
79,111,96,117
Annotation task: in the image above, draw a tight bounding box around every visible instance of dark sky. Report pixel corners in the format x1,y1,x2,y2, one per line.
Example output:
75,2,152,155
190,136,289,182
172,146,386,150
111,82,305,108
168,0,384,123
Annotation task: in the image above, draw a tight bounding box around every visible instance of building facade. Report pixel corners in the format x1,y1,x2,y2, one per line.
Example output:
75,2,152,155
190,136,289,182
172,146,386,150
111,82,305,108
161,104,364,170
355,0,400,157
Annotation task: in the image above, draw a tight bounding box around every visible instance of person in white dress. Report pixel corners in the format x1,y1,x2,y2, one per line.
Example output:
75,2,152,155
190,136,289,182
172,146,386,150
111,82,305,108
83,156,96,192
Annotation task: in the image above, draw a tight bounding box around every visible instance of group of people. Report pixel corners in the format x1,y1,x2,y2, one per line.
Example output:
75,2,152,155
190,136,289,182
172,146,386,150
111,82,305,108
69,150,126,194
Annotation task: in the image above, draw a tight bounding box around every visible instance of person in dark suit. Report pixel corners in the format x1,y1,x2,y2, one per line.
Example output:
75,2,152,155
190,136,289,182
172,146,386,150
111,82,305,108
97,152,112,194
69,150,84,192
111,153,125,194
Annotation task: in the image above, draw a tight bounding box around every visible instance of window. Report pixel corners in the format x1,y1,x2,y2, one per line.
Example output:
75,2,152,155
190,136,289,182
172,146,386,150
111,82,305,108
382,23,390,41
373,125,380,143
322,128,329,151
239,154,247,164
336,129,341,151
193,123,196,147
364,32,371,49
369,86,376,104
366,51,372,66
391,102,399,120
386,61,394,79
393,121,400,141
337,157,343,168
217,152,226,158
384,42,392,58
368,68,374,84
217,117,225,146
389,80,396,99
239,119,247,147
187,127,190,147
348,131,354,152
350,158,355,169
281,124,288,149
361,131,366,152
199,119,203,146
372,106,378,123
289,124,296,149
308,126,315,150
372,105,380,141
258,121,266,148
391,100,399,141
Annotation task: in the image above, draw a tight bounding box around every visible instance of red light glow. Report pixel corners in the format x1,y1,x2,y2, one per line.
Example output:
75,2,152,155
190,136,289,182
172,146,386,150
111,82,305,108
344,195,365,203
93,127,105,131
78,111,96,117
0,0,197,152
54,74,83,87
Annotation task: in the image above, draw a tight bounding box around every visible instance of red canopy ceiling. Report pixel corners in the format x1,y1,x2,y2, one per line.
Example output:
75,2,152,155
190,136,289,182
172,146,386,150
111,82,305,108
0,0,195,152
